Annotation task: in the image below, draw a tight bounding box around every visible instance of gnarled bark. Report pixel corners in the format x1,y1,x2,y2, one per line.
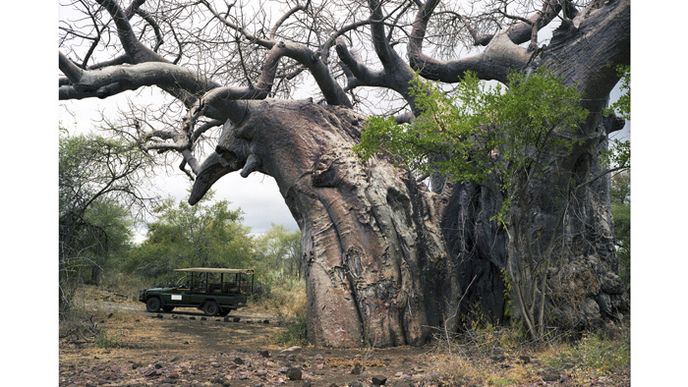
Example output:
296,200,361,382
191,100,470,346
505,0,630,333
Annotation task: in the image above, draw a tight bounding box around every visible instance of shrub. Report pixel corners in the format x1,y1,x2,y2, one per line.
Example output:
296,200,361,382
276,314,309,346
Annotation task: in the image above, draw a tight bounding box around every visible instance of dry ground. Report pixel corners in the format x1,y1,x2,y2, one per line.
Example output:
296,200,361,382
59,287,629,386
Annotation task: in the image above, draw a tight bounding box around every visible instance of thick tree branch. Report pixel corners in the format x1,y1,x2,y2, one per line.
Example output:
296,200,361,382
191,119,224,142
123,0,146,18
87,54,131,70
202,0,350,107
542,0,630,100
59,59,209,97
408,0,531,83
335,38,386,87
95,0,160,61
59,52,84,83
367,0,398,67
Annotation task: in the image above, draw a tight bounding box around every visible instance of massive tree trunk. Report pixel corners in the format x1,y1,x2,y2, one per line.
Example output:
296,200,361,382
504,0,630,334
191,100,471,346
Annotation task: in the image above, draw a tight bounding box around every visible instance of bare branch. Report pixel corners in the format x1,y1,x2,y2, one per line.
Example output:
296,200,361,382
95,0,159,61
408,0,531,83
270,2,308,39
202,0,350,106
59,52,84,82
480,0,571,47
366,0,400,67
134,8,164,51
335,38,386,87
201,0,273,48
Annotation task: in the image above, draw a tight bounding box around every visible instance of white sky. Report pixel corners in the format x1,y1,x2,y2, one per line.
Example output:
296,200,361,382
59,93,300,240
57,0,301,240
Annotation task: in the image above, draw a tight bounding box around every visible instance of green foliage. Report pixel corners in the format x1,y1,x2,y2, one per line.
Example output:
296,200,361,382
276,314,309,346
252,225,303,296
500,269,513,321
602,66,630,171
542,333,630,375
487,376,518,386
606,65,630,121
604,139,630,171
355,69,587,225
611,172,630,285
84,200,134,257
123,195,255,284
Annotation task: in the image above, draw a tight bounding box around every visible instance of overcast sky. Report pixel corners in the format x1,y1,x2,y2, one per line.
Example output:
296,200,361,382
59,95,299,241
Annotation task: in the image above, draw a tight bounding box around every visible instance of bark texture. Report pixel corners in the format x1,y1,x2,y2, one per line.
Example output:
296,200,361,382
505,0,630,331
192,100,470,346
437,181,509,326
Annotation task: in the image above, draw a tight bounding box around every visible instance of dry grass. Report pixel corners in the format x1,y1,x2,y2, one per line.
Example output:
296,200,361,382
99,271,149,300
425,322,630,386
252,278,307,321
538,328,630,385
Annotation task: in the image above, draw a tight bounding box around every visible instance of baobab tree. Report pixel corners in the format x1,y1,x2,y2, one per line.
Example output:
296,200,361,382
59,0,629,346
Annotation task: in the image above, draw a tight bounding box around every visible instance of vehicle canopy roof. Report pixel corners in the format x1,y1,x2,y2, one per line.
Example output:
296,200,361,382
174,267,254,274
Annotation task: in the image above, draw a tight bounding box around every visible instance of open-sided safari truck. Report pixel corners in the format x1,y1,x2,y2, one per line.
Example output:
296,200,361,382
138,268,254,316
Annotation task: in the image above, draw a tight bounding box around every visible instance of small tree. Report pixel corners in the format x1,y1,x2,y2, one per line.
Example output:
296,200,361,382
124,195,254,284
611,172,630,285
79,200,134,284
253,225,303,296
356,70,590,339
59,131,154,316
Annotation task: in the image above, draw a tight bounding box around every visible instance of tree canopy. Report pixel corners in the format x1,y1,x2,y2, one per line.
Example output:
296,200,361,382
123,195,254,283
59,131,155,313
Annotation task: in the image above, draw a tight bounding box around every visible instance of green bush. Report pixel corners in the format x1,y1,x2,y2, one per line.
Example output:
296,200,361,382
542,333,630,374
276,314,309,346
95,328,122,349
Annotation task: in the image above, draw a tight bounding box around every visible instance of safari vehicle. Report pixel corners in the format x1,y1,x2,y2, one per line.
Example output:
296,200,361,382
138,268,254,316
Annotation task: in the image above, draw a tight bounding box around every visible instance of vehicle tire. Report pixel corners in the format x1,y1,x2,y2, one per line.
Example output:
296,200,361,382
219,308,232,317
146,297,161,312
203,301,219,316
162,306,174,313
